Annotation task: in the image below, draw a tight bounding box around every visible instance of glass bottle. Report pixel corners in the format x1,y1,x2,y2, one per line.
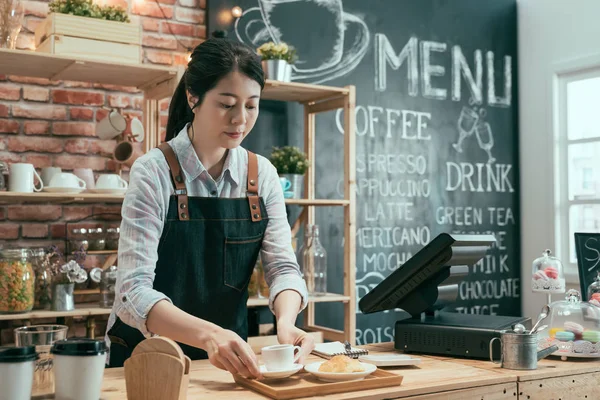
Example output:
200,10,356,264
302,224,327,296
0,0,24,49
99,265,117,308
31,248,51,310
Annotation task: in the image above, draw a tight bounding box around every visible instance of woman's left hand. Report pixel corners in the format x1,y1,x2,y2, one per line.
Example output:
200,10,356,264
276,321,315,365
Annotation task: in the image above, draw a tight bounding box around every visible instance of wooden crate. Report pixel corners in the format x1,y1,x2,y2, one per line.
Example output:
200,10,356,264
35,13,141,47
36,35,141,65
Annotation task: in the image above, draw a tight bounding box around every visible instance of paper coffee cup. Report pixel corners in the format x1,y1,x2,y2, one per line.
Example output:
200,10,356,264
51,339,106,400
0,346,37,400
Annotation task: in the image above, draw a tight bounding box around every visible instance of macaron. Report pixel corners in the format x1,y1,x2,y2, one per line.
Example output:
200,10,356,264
533,270,548,280
549,327,560,338
582,330,600,343
544,266,559,279
564,321,584,335
555,331,575,341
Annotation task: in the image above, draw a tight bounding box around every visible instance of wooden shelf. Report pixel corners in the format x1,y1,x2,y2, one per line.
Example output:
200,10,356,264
0,48,178,97
0,303,110,321
262,80,349,103
247,293,350,308
0,191,124,204
0,191,348,206
72,250,118,256
285,199,349,206
0,295,351,320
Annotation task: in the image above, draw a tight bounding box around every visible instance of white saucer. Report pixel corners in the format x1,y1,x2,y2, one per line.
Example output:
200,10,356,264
304,361,376,382
42,186,85,194
260,363,303,379
359,354,421,367
89,188,128,195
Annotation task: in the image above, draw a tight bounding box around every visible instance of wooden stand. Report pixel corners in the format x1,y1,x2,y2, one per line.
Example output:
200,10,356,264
124,337,191,400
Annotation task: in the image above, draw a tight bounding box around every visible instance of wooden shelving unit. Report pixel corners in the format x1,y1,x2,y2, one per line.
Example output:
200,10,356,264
0,49,356,344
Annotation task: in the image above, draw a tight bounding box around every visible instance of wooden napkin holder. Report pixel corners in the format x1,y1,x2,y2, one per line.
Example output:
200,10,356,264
124,337,191,400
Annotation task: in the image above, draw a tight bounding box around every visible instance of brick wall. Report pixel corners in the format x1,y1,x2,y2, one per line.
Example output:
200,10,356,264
0,0,206,343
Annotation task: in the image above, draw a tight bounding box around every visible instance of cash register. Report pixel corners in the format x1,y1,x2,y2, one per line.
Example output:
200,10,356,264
358,233,531,359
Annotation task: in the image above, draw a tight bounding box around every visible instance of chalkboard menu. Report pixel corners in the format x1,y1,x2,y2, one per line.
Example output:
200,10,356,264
575,233,600,300
210,0,520,344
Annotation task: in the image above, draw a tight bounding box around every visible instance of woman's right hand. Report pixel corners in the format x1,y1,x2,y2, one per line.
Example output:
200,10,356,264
203,327,262,379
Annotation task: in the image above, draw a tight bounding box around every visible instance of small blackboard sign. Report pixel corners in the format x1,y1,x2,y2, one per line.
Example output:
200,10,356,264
575,232,600,300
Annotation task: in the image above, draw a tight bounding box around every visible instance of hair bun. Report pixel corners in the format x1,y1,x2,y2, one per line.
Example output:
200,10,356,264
211,30,228,39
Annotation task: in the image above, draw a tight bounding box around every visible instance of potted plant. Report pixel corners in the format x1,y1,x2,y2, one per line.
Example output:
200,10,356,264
34,0,141,64
269,146,309,199
257,41,298,82
46,246,88,311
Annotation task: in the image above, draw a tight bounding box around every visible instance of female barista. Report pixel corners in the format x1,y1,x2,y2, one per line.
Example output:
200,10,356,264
105,36,313,379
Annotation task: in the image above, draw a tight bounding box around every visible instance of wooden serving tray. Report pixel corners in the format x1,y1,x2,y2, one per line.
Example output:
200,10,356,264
234,368,403,400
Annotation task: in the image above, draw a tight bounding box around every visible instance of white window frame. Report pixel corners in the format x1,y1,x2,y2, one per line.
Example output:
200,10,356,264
552,56,600,283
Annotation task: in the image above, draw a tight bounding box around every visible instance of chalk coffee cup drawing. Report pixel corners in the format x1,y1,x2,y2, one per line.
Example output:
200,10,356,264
48,173,87,189
96,174,128,190
261,344,301,371
9,163,43,193
234,0,369,82
96,109,126,140
40,167,61,187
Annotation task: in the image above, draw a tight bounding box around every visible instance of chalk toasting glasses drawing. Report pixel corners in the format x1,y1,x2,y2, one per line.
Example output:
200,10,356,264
453,102,496,164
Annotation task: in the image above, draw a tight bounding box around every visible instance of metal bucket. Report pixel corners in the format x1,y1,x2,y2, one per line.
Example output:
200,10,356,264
262,59,292,82
14,324,69,396
489,330,557,370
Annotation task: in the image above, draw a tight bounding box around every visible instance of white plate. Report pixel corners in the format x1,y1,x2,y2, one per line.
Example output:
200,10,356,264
304,361,376,382
42,187,85,194
260,363,303,379
89,188,128,195
359,354,421,367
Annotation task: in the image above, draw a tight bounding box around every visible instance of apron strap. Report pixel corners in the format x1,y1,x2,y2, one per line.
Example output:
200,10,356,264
246,150,262,222
158,143,190,221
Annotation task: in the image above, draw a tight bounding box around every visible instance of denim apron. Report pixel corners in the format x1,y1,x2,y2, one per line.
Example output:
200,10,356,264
107,143,268,367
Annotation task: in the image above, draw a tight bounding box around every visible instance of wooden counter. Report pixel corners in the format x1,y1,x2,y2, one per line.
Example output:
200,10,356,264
100,344,518,399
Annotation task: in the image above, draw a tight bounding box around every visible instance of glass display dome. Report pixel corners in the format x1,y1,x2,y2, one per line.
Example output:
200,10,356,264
538,289,600,360
587,272,600,306
531,249,565,293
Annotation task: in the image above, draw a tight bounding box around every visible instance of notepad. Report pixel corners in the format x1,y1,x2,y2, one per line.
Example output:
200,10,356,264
312,341,369,359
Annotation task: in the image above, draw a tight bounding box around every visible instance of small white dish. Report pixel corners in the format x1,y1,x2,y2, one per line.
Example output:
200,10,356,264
89,188,128,195
260,363,303,379
42,186,85,194
304,361,376,382
359,354,421,367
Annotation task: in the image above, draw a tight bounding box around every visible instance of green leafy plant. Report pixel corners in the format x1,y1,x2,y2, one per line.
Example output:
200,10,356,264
48,0,130,22
257,41,298,64
270,146,309,175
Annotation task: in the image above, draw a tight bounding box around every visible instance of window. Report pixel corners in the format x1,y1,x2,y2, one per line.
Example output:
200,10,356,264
556,71,600,279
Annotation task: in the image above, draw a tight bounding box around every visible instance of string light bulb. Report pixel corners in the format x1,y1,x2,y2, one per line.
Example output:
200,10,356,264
231,6,243,18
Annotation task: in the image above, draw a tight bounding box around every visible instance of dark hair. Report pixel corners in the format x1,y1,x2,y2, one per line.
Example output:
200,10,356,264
165,36,265,141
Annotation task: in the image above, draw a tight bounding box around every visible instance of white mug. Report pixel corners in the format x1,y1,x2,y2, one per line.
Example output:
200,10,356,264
73,168,95,189
49,173,86,189
40,166,62,187
9,163,43,193
261,344,301,372
96,174,128,190
96,109,126,140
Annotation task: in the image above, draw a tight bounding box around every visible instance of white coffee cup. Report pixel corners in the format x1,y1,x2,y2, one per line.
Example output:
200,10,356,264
96,109,126,140
0,346,37,400
51,339,106,400
40,167,62,187
9,163,43,193
96,174,128,189
48,172,86,189
261,344,301,371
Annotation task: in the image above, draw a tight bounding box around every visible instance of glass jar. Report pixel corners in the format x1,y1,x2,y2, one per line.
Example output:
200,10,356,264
105,227,119,250
67,228,88,254
538,289,600,360
531,249,565,293
99,265,117,308
0,0,24,49
87,228,105,251
0,161,8,190
31,248,52,310
586,271,600,306
301,224,327,296
0,248,35,313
